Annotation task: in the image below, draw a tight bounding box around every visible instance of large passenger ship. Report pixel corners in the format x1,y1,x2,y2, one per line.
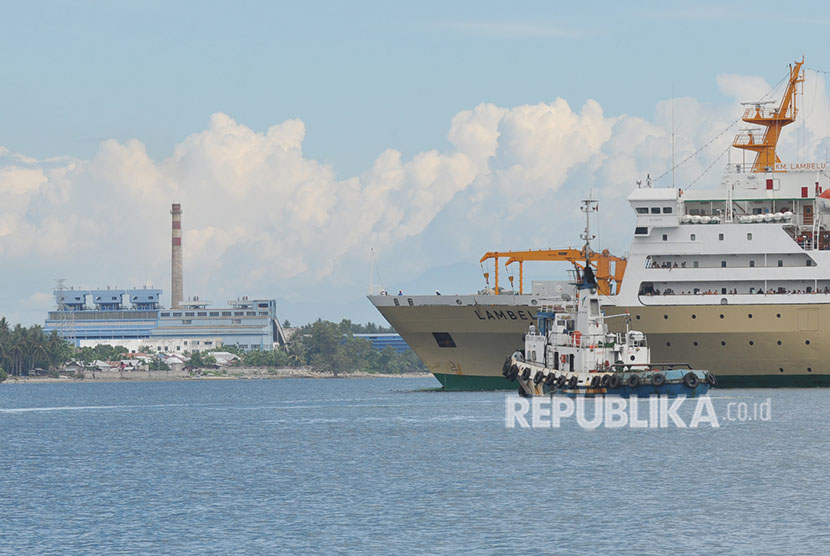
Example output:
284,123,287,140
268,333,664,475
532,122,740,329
370,58,830,389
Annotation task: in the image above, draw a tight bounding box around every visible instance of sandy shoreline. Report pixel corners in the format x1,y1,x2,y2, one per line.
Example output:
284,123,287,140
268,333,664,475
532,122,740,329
1,367,434,384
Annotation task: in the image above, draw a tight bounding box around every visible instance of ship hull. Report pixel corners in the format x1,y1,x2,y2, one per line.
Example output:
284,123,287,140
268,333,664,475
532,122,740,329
604,302,830,387
371,295,830,389
370,294,537,390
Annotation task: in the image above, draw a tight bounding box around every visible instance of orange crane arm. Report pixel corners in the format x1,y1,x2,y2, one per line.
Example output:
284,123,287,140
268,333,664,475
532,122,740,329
479,248,627,295
484,248,587,262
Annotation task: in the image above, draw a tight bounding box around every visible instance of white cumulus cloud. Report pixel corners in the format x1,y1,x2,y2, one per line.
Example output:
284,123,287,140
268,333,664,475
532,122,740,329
1,71,827,324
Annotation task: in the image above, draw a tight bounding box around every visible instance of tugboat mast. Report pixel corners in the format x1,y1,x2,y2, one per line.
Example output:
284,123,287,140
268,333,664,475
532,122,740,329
579,199,599,288
579,198,599,257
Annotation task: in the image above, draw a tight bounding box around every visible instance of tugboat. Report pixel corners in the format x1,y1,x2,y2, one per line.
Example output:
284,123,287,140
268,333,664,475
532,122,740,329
503,200,715,398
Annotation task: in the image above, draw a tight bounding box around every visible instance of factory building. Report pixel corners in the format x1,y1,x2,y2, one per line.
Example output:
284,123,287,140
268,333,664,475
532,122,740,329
44,288,285,351
79,337,224,354
155,297,283,351
45,287,161,342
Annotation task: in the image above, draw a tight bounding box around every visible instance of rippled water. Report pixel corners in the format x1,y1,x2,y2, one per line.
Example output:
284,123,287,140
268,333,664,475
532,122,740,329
2,378,829,555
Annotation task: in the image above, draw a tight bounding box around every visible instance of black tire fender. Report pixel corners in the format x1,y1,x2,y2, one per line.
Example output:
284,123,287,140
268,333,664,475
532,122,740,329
683,372,700,389
651,372,666,387
502,357,512,376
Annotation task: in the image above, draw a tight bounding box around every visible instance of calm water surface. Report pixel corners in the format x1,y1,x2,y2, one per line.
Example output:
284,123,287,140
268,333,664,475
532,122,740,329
1,378,829,555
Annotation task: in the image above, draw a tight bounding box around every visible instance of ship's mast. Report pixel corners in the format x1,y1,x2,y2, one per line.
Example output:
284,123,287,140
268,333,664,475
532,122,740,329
578,199,599,289
732,57,804,173
580,198,598,255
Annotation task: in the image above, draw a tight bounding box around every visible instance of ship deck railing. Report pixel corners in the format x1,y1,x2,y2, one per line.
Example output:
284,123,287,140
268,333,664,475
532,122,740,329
723,162,757,174
641,288,830,296
612,362,692,372
740,106,795,121
549,332,616,348
637,291,830,305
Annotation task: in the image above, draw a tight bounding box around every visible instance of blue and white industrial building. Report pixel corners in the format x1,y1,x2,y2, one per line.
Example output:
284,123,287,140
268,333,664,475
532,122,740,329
45,287,286,352
353,333,410,353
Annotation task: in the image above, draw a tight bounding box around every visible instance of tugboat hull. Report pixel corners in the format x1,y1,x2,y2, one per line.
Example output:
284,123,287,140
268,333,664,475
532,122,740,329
509,364,712,398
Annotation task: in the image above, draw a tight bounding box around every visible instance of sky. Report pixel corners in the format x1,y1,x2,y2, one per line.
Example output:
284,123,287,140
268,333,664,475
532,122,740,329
1,1,830,326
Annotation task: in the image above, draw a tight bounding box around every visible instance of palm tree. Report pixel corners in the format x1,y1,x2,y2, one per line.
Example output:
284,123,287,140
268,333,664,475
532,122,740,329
285,342,305,366
46,331,71,370
0,342,7,375
24,325,45,373
10,344,23,376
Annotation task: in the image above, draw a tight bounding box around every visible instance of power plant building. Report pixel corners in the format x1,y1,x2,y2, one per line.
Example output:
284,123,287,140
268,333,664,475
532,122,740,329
45,287,285,352
155,297,282,350
46,287,162,342
44,202,287,352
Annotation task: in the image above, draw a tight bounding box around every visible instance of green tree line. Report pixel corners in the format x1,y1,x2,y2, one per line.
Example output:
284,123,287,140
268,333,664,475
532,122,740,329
0,316,422,380
218,319,423,374
76,344,129,364
281,319,423,375
0,318,73,378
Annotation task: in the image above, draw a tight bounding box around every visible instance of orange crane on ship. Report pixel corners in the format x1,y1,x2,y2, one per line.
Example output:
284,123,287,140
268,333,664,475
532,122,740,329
733,57,804,173
479,248,627,296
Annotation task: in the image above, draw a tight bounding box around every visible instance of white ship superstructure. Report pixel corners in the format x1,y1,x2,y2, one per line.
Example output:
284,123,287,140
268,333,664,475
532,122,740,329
616,171,830,307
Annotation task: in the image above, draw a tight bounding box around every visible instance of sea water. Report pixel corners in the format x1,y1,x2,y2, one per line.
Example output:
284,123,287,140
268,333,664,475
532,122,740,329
1,378,829,555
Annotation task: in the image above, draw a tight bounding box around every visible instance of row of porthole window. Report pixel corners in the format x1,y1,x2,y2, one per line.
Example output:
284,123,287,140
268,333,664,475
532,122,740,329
665,339,809,347
641,313,783,320
662,341,813,374
653,258,802,267
663,232,737,241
